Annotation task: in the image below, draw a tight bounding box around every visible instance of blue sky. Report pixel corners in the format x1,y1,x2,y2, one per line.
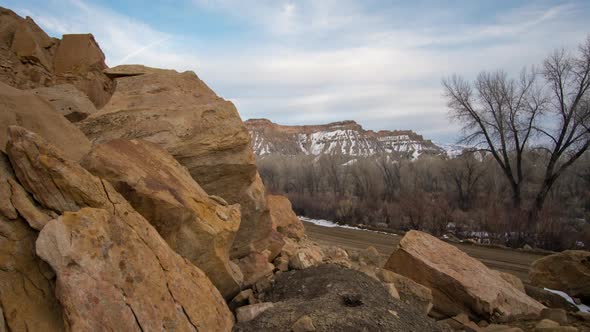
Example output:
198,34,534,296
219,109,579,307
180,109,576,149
3,0,589,142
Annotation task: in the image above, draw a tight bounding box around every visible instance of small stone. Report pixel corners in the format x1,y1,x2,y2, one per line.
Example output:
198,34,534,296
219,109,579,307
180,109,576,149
229,289,254,311
535,319,560,329
292,315,316,332
384,283,400,299
540,308,568,325
235,302,274,323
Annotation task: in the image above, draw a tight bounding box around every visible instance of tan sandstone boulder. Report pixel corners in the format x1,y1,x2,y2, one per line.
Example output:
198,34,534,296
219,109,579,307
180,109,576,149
529,250,590,303
79,65,274,259
6,126,234,330
0,153,64,332
82,138,241,298
267,194,305,240
384,230,544,321
31,84,97,122
0,82,90,161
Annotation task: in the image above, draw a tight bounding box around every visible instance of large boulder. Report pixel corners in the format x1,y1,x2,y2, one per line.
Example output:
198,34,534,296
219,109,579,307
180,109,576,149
82,138,241,298
267,194,305,240
0,8,114,108
79,65,274,258
384,230,544,321
31,84,97,122
529,250,590,303
0,153,64,332
6,126,234,330
37,207,234,331
0,82,90,160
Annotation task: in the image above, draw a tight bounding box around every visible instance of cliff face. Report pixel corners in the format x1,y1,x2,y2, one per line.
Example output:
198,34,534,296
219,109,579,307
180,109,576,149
246,118,443,159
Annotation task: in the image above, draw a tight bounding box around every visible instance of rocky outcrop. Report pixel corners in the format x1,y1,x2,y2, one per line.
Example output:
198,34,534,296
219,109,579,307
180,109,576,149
529,250,590,303
384,230,544,321
0,8,114,108
267,194,305,240
82,138,242,298
37,208,234,331
31,84,97,122
0,153,64,332
79,65,274,258
6,126,234,330
0,82,90,160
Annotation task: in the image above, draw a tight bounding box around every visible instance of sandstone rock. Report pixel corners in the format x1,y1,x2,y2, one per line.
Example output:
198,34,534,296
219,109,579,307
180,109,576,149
536,319,560,329
384,230,544,321
376,268,434,314
535,327,578,332
322,246,352,268
0,9,114,108
237,251,275,287
265,229,285,262
82,138,241,298
292,315,316,332
266,194,305,240
229,289,255,311
439,313,481,331
236,302,274,323
289,247,324,270
273,255,290,272
529,251,590,303
0,84,90,161
5,126,233,330
497,271,526,293
384,283,401,300
524,285,578,312
482,324,523,332
31,84,97,122
37,208,234,331
540,308,568,325
79,65,273,258
359,245,382,266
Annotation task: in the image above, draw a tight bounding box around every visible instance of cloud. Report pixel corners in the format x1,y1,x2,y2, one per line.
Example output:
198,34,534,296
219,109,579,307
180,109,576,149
8,0,590,143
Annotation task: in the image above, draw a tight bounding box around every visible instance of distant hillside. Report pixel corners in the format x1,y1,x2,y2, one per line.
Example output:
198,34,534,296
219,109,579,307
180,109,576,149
245,118,445,159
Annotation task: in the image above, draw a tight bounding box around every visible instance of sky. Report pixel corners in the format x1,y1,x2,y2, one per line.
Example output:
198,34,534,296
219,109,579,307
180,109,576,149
4,0,590,143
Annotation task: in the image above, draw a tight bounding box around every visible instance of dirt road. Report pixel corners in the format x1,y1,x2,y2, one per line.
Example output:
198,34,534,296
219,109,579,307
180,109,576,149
303,222,546,283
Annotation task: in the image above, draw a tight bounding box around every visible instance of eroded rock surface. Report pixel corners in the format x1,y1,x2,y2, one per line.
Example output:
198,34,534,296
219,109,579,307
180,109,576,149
267,194,305,240
82,138,241,298
79,65,274,258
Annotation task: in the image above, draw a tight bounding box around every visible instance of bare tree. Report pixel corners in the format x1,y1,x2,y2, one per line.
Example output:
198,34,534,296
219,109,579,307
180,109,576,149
444,152,484,210
443,36,590,224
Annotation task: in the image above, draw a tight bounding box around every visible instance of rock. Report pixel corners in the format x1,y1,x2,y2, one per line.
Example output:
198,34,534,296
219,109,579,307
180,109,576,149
536,319,560,329
0,84,90,161
322,246,352,268
37,207,234,331
273,255,290,272
233,264,447,331
265,229,285,262
523,244,533,251
482,324,524,332
439,313,481,331
237,251,275,287
292,315,316,332
229,289,254,312
524,285,579,312
384,283,401,299
529,250,590,303
497,271,526,293
359,246,382,266
540,308,568,325
31,84,97,122
384,230,544,321
376,268,434,314
5,126,233,330
235,302,274,323
51,34,114,108
79,65,274,259
0,9,114,108
289,247,324,270
266,194,305,240
81,138,242,298
535,327,578,332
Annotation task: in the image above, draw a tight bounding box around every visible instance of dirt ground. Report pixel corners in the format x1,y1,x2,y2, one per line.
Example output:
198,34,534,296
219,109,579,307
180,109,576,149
303,222,547,283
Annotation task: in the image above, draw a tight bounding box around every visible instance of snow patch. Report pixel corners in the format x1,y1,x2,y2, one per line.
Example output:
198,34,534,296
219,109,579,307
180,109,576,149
299,216,396,236
544,288,590,313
